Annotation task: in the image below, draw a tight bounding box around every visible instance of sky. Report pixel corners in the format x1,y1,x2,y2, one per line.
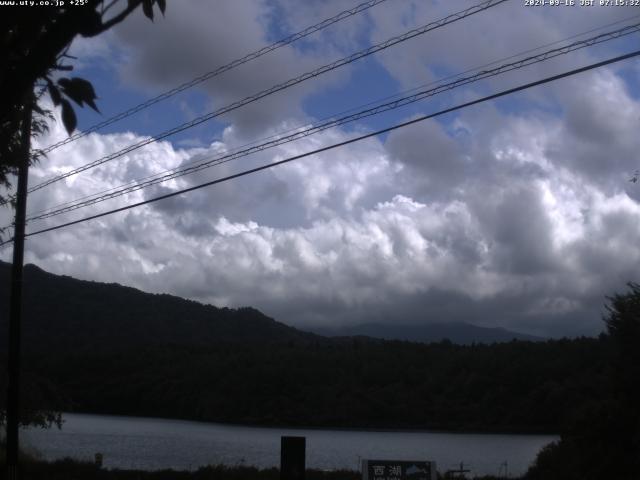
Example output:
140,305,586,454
2,0,640,338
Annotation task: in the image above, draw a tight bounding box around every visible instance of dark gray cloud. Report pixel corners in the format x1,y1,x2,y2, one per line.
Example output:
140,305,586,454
110,0,355,139
369,0,639,94
470,184,556,275
385,119,466,199
545,69,640,192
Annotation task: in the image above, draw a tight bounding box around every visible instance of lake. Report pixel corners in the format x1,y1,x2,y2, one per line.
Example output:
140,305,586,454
23,413,557,478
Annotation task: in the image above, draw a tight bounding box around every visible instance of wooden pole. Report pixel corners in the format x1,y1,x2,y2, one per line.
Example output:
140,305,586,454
6,103,32,480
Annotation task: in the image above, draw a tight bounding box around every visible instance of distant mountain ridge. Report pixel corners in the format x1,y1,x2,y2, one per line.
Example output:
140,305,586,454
0,261,606,434
310,321,544,344
0,261,315,354
1,261,542,351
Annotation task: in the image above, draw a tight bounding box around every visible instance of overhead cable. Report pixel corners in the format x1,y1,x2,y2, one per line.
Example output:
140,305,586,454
27,0,508,194
38,0,392,154
25,22,640,222
27,12,640,219
0,48,634,245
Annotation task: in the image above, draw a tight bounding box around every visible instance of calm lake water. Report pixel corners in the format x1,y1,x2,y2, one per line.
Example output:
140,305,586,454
23,413,557,478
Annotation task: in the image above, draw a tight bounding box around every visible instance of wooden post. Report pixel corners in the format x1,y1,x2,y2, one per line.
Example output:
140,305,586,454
281,436,305,480
5,103,32,480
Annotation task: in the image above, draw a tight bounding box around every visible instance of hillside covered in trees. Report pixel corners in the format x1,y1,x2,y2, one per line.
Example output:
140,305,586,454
0,264,607,432
0,261,314,355
2,261,639,479
0,261,613,434
26,336,607,433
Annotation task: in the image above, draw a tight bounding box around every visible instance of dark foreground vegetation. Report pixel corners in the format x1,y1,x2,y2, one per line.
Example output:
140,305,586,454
1,263,639,478
0,458,507,480
0,460,354,480
523,284,640,480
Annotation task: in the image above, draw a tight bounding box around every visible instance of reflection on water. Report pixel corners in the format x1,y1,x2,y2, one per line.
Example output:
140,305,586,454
23,413,556,477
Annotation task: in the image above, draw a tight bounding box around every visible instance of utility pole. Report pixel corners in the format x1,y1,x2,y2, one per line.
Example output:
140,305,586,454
445,462,470,479
6,102,32,480
500,461,508,478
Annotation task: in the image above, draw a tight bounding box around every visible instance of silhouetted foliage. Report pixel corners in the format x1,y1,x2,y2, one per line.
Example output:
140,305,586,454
0,459,360,480
0,362,65,430
526,283,640,480
0,0,165,208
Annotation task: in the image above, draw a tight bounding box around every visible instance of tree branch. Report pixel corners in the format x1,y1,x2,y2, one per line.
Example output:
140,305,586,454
94,0,143,35
101,0,120,16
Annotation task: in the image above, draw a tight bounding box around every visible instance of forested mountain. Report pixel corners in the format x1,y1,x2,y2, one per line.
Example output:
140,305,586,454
0,261,612,434
311,322,544,344
1,260,542,351
0,261,315,354
27,337,607,433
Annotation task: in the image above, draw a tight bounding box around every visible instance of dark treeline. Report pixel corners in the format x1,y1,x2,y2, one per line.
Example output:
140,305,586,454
0,460,361,480
0,260,609,432
23,336,608,433
3,262,639,478
0,261,610,433
524,284,640,480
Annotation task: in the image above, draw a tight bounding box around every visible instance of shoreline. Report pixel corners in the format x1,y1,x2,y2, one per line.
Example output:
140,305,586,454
20,416,548,478
1,458,513,480
48,410,560,436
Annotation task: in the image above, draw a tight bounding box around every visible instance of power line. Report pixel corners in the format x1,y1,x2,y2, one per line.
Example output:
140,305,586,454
24,21,640,222
38,0,392,155
26,13,640,219
27,0,508,194
2,48,635,245
9,10,635,222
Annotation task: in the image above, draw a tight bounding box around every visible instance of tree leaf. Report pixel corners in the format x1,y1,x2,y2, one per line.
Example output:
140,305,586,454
32,103,45,116
142,0,154,21
60,99,77,135
57,78,81,105
47,80,62,106
156,0,166,15
58,77,100,113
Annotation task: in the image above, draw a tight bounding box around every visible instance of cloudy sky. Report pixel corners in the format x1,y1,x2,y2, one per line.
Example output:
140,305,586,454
2,0,640,337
